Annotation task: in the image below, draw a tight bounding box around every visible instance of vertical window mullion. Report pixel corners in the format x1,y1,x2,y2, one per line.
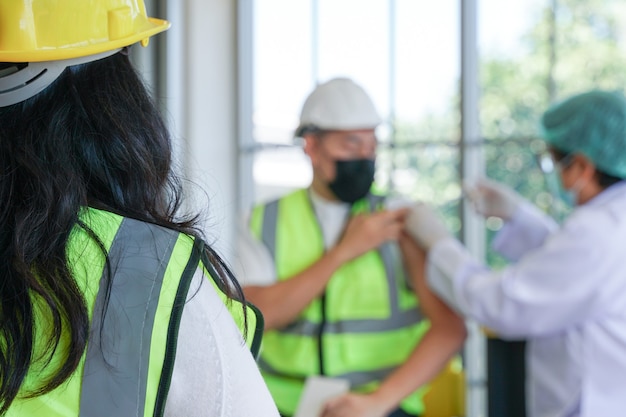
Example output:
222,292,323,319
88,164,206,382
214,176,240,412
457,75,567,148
460,1,487,417
388,0,397,193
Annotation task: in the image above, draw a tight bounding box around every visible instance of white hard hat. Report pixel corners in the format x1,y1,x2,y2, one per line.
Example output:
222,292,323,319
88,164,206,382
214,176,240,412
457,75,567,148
296,77,382,136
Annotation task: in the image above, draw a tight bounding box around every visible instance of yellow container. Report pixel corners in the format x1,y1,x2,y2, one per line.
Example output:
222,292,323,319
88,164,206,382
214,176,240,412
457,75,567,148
423,358,466,417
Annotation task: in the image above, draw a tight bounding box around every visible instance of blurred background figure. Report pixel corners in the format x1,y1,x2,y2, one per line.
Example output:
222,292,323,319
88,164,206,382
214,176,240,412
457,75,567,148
406,89,626,417
235,77,466,417
0,1,279,416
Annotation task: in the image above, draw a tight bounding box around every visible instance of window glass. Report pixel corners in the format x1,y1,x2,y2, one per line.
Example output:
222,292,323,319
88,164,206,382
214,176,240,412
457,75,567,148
380,0,460,233
252,1,460,206
253,0,314,144
393,0,460,143
479,0,626,265
317,0,390,118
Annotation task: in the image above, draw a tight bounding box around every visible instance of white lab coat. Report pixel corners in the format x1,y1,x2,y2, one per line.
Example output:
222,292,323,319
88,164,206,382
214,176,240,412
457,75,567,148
426,181,626,417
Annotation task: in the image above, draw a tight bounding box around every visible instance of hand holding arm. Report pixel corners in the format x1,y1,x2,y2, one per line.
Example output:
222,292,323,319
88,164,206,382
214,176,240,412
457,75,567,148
244,208,410,331
331,207,410,263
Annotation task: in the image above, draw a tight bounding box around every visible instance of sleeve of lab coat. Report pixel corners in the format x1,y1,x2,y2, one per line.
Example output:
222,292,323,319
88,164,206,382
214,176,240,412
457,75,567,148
492,201,559,262
426,211,606,339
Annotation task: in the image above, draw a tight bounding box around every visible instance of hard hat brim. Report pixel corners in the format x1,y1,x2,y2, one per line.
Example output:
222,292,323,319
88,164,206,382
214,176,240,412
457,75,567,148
0,18,170,63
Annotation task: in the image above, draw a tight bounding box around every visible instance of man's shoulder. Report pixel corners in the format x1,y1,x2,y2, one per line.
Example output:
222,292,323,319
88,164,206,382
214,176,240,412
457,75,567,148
253,188,308,209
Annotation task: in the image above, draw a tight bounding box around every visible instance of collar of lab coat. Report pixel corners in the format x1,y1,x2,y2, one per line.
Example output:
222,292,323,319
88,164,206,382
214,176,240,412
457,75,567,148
582,180,626,208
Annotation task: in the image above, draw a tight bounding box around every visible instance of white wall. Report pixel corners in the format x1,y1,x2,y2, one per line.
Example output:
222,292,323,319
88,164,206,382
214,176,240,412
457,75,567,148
164,0,240,263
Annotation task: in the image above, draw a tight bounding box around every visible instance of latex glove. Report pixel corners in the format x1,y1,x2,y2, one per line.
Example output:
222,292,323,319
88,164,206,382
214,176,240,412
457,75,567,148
405,203,453,250
464,178,524,220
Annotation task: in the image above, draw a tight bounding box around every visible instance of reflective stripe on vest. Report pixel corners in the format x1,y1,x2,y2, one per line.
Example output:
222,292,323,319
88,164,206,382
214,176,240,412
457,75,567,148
251,189,428,415
80,215,183,417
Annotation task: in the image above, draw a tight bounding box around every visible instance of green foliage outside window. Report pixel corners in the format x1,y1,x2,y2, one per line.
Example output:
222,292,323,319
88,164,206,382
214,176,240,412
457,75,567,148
378,0,626,268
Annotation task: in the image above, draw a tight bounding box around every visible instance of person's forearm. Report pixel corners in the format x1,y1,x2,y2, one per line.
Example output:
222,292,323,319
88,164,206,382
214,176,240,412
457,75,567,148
369,322,467,412
243,247,345,330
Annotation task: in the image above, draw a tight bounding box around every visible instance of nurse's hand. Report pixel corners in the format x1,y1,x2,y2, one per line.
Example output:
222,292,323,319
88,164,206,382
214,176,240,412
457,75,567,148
405,203,453,250
464,178,523,220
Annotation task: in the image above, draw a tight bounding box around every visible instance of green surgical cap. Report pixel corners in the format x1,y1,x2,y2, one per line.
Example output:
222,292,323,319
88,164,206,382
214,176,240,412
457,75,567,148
541,90,626,179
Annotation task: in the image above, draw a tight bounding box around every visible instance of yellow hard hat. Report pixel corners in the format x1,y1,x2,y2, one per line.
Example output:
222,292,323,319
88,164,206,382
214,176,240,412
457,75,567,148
0,0,171,63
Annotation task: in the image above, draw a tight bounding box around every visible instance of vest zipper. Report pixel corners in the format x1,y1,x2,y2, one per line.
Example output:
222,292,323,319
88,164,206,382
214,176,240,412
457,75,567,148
307,190,330,376
318,291,327,375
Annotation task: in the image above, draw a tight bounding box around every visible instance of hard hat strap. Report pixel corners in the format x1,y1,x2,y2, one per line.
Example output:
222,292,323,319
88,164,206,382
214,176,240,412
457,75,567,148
0,48,121,108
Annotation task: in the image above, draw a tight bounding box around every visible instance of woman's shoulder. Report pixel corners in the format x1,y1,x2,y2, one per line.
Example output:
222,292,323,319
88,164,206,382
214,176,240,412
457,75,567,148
165,269,280,417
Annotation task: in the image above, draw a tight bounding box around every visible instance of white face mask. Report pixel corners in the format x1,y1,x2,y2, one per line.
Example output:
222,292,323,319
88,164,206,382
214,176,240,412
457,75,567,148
558,175,586,207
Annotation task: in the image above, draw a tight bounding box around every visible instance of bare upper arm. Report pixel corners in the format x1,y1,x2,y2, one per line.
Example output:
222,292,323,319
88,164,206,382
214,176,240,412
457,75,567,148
398,233,466,330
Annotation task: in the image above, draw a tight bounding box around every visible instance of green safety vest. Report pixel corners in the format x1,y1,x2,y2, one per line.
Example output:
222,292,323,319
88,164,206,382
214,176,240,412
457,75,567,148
7,207,262,417
249,189,429,416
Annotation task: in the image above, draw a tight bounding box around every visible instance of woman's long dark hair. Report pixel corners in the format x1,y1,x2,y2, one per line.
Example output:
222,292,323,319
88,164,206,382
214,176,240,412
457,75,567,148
0,52,244,413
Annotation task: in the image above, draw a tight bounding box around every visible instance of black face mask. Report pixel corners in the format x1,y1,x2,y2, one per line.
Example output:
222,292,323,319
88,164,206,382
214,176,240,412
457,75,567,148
328,159,375,203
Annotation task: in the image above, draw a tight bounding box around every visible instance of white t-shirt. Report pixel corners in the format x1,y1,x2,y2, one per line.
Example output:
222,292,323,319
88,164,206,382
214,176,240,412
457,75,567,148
164,268,280,417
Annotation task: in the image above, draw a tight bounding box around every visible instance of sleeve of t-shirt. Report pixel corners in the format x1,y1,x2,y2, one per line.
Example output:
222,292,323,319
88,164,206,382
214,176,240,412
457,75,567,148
164,268,281,417
231,216,278,287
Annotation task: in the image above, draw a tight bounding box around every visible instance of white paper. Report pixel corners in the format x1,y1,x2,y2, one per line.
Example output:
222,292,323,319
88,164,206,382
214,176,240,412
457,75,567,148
294,376,350,417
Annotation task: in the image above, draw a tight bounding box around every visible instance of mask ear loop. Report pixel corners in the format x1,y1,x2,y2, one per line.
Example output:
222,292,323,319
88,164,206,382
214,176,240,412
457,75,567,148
0,48,122,108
